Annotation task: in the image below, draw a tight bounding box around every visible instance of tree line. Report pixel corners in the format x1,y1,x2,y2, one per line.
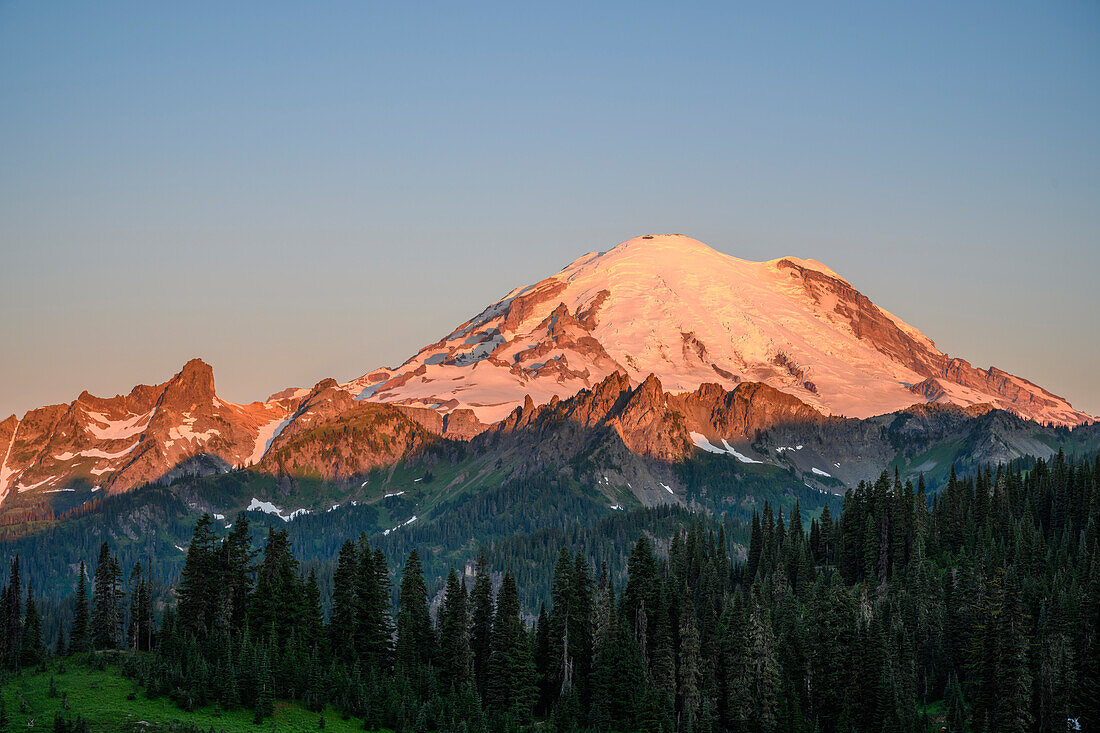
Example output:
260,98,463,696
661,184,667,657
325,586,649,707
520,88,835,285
0,451,1097,732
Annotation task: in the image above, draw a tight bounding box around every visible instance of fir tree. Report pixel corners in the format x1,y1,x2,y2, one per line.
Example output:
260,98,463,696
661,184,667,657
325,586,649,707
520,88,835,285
469,552,494,701
328,540,358,665
437,567,472,690
69,561,90,654
395,549,434,674
176,514,218,636
19,582,43,667
485,573,537,721
90,543,122,649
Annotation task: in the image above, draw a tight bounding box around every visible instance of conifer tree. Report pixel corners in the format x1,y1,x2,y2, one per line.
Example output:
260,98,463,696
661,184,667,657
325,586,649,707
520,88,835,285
303,567,325,651
177,514,218,636
54,619,66,657
354,539,393,672
20,582,43,667
90,543,122,649
127,563,152,651
677,596,702,733
486,573,537,721
437,567,472,690
69,561,90,654
221,516,255,631
1,557,21,669
469,552,494,700
328,540,358,665
395,549,434,680
547,547,575,704
249,528,301,642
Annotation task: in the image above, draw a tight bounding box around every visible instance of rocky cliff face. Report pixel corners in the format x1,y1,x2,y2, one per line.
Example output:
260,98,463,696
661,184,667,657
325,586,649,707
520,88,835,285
473,371,831,504
0,359,298,503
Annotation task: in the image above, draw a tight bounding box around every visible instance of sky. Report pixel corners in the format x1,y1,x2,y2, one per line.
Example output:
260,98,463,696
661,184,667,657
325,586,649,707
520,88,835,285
1,1,1098,419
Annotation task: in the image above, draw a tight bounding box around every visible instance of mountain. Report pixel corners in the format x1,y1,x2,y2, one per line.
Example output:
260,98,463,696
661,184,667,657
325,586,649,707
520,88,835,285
1,234,1094,519
0,360,298,508
343,234,1091,427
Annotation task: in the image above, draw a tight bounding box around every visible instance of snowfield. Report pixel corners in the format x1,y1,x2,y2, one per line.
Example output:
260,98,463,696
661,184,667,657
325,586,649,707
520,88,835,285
335,234,1089,427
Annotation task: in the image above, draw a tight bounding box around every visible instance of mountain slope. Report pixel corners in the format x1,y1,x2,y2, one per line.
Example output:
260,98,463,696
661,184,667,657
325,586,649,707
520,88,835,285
344,234,1090,427
0,359,299,505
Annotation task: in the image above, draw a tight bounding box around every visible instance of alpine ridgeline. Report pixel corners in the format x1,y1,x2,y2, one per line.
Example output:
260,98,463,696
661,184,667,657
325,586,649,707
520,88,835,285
1,234,1093,511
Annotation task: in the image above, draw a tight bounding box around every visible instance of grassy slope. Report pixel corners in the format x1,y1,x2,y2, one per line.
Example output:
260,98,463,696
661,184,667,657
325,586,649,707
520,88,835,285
1,657,380,733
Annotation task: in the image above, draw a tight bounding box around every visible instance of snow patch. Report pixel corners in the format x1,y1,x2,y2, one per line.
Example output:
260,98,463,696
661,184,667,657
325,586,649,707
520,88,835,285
383,515,418,536
54,443,138,461
246,497,311,522
660,482,673,495
168,413,220,444
247,413,293,465
689,432,726,454
83,410,152,441
811,467,832,477
721,439,762,464
17,476,59,492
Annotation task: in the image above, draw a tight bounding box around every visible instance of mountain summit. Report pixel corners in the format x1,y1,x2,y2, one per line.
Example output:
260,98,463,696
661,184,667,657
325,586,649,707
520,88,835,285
0,234,1091,509
344,234,1089,426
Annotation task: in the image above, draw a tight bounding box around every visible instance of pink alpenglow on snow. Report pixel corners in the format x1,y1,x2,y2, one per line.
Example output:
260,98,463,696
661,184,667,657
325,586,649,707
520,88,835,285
342,234,1091,427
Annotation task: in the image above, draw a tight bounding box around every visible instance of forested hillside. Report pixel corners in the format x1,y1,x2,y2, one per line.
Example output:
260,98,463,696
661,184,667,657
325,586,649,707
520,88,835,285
0,451,1097,732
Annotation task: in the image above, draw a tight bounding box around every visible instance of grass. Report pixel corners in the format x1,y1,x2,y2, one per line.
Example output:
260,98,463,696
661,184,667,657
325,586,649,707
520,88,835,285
1,657,382,733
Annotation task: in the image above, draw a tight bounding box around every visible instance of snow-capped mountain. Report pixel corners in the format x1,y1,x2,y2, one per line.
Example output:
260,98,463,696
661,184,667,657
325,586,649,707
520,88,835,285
343,234,1091,427
1,233,1092,512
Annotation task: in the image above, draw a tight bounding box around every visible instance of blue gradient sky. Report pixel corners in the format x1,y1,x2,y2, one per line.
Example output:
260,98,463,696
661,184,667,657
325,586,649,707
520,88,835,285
2,1,1098,418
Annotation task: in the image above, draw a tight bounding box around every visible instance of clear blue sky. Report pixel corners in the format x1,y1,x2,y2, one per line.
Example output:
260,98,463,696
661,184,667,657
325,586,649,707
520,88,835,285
2,1,1098,417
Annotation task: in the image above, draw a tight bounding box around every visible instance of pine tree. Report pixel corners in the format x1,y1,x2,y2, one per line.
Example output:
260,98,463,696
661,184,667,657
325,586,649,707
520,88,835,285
176,514,218,636
746,586,779,731
20,582,43,667
54,619,66,657
2,557,22,669
485,573,537,721
69,561,90,654
395,549,434,688
547,547,575,705
437,567,472,690
127,563,151,651
249,528,302,643
90,543,122,649
590,612,646,731
621,535,659,667
677,595,702,733
303,567,325,651
469,552,494,701
328,540,358,665
354,538,393,673
222,515,256,631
